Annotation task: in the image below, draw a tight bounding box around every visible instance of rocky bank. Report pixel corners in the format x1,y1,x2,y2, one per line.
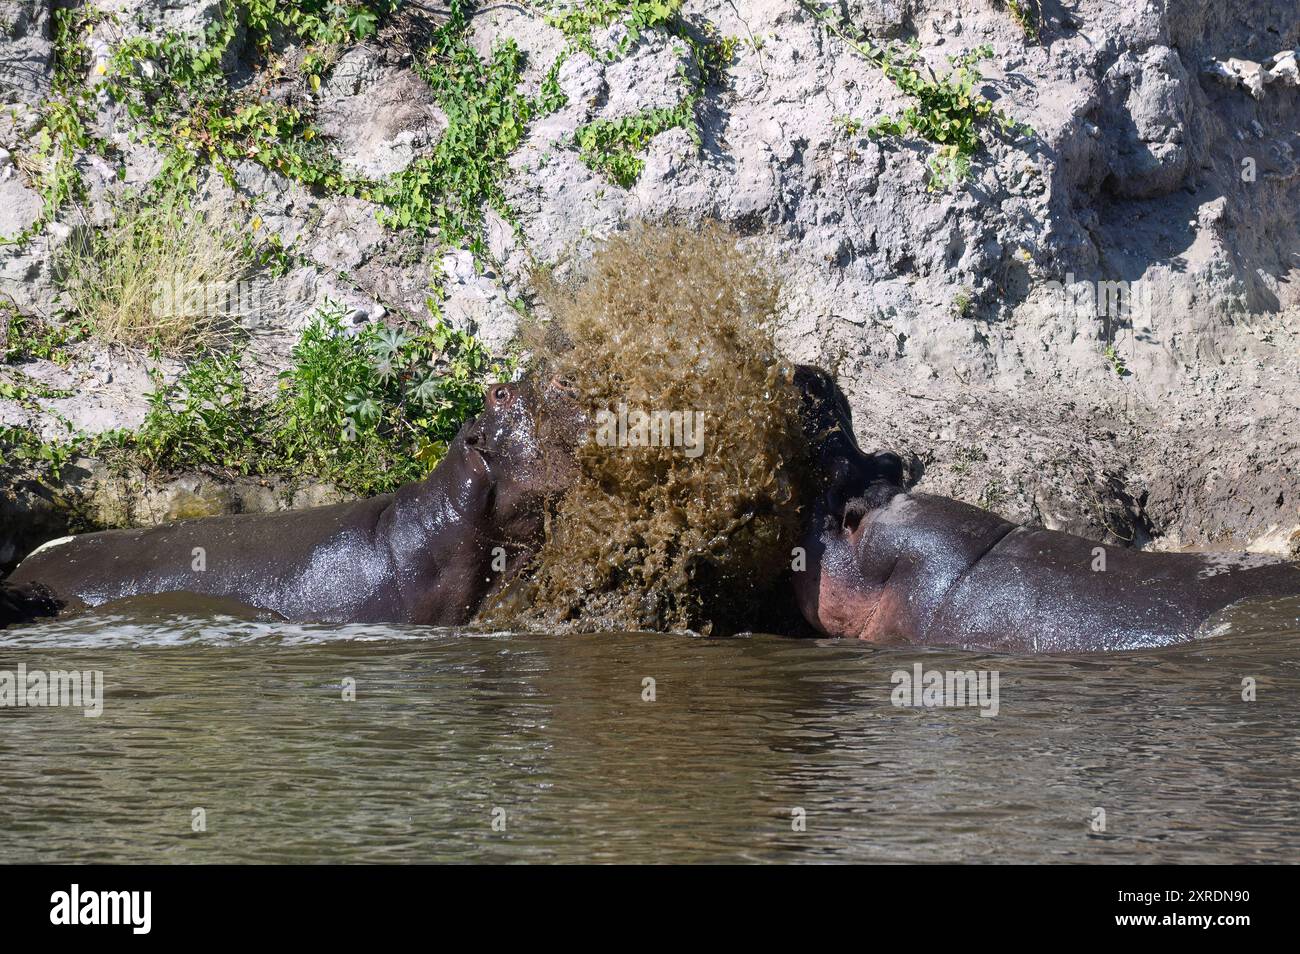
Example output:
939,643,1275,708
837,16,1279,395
1,0,1298,569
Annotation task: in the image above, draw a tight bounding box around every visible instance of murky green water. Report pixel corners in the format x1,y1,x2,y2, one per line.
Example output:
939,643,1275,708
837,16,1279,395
2,596,1298,863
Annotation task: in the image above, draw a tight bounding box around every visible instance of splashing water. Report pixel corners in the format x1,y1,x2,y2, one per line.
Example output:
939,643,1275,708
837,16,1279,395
483,223,809,634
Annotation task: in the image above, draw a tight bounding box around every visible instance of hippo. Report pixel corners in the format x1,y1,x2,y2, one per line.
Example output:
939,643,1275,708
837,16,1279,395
793,367,1300,652
4,378,580,627
0,579,59,629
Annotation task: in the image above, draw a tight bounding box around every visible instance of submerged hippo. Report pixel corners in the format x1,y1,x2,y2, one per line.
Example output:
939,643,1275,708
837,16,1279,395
793,368,1300,652
4,379,580,627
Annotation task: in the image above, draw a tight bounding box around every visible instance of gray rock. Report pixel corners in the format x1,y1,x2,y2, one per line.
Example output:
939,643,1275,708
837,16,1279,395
315,47,445,180
0,0,52,108
0,172,40,236
1205,49,1300,96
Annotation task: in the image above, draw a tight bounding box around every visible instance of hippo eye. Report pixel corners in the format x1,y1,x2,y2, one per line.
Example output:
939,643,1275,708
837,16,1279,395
493,385,511,403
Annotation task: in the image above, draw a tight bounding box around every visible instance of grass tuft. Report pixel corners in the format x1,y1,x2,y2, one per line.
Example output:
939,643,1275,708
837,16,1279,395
57,198,250,352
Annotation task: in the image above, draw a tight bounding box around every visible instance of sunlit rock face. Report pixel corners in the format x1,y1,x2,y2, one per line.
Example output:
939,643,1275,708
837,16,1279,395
2,0,1298,556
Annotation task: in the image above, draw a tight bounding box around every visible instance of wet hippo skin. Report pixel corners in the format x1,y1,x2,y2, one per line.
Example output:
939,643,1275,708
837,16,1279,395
793,367,1300,651
6,379,579,626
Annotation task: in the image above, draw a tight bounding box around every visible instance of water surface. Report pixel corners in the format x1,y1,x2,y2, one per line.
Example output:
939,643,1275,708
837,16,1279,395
2,596,1298,863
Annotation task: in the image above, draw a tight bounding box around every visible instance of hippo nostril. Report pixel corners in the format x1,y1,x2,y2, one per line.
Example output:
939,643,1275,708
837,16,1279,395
843,500,867,535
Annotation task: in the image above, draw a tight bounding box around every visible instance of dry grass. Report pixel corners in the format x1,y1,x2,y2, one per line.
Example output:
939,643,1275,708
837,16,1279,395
58,198,249,351
482,222,809,634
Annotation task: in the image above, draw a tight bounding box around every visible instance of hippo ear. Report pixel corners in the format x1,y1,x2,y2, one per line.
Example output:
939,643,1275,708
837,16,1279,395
870,452,905,485
868,451,922,488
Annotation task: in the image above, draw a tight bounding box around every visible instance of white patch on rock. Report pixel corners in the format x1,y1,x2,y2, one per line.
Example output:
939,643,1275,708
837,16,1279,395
315,48,445,180
1204,49,1300,98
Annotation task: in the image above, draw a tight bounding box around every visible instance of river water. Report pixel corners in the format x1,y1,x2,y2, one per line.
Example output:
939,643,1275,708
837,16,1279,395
2,595,1298,863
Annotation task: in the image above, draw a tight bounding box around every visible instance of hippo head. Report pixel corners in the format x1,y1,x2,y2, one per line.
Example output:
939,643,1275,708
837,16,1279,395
456,375,584,548
792,366,906,638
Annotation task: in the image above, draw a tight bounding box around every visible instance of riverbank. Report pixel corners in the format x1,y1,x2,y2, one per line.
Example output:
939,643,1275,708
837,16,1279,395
3,0,1298,563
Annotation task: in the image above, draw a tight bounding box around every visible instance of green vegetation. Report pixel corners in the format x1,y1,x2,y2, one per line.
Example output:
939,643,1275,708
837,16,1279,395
866,42,1017,188
833,115,863,137
133,350,257,474
978,477,1007,511
57,194,250,350
949,444,988,478
544,0,683,59
104,2,381,198
1003,0,1043,42
1,301,96,482
132,305,511,494
574,100,697,187
0,6,108,244
2,304,508,494
543,0,737,80
11,0,742,248
951,287,973,318
101,0,571,255
802,1,1029,190
548,0,737,187
1103,343,1130,378
0,424,92,482
241,0,394,45
371,5,562,250
2,308,85,366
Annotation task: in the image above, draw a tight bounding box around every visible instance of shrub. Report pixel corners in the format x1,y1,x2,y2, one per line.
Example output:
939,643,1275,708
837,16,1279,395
133,306,510,495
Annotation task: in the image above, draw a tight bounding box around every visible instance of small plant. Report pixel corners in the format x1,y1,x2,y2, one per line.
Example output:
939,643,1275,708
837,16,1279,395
951,288,973,318
57,195,250,351
978,478,1007,510
135,350,259,472
866,42,1020,188
691,23,741,85
950,444,988,477
544,0,683,59
1003,0,1042,42
1103,343,1130,377
833,115,863,137
2,307,86,365
0,424,88,483
574,99,697,187
802,2,1029,189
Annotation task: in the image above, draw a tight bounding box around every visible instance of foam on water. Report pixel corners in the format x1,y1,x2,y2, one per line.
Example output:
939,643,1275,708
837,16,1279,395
0,611,473,649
